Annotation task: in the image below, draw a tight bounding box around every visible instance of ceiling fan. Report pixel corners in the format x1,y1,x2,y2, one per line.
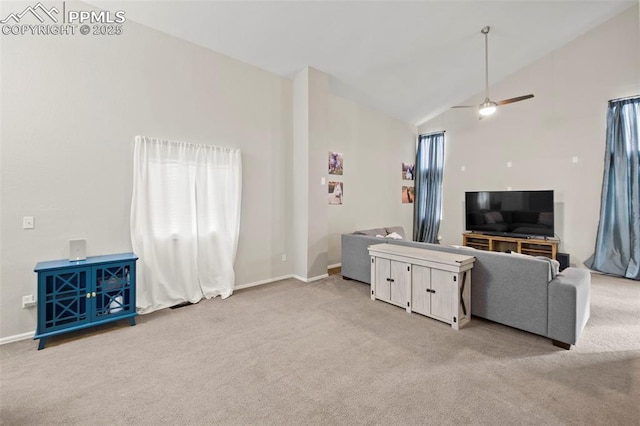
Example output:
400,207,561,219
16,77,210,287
452,26,534,117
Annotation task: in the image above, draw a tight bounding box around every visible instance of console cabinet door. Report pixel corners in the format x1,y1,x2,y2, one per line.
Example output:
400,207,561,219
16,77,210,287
411,266,454,322
373,257,410,308
389,261,410,307
430,269,454,322
411,265,431,316
374,257,391,303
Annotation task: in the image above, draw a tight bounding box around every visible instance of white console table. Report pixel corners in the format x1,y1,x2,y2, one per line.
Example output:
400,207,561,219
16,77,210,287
368,244,475,329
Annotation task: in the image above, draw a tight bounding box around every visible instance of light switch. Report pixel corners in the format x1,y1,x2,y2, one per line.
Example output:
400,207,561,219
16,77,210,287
507,161,512,168
572,156,579,164
321,177,326,185
23,216,34,229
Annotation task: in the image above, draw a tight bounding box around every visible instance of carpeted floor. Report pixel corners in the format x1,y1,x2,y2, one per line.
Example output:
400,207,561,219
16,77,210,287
1,272,639,425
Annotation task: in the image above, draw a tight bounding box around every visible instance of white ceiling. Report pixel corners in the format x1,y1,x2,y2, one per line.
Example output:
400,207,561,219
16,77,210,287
87,1,636,125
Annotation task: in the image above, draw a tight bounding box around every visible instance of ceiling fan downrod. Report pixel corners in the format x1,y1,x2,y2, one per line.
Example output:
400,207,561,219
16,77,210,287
479,26,497,116
482,26,490,101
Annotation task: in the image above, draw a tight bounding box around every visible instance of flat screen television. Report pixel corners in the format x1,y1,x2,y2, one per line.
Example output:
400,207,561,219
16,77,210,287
465,190,554,238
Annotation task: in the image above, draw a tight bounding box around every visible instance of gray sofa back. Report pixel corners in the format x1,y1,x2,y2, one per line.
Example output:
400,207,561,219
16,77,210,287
391,239,550,337
342,228,591,347
341,234,384,283
341,233,550,337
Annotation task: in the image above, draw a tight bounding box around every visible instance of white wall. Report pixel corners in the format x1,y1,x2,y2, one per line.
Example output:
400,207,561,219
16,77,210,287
11,2,623,340
418,5,639,266
0,2,417,340
327,94,417,266
0,3,294,339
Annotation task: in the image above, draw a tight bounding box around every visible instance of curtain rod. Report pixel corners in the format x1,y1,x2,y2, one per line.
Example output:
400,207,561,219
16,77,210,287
609,94,640,102
419,130,446,137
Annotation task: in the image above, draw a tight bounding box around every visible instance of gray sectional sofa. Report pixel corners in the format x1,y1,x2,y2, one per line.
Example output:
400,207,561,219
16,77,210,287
341,226,591,349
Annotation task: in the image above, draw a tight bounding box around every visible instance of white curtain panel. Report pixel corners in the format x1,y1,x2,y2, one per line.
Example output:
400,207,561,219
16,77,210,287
131,136,242,313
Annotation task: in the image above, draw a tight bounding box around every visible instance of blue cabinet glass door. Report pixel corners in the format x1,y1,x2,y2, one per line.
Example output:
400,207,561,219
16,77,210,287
94,262,134,320
39,267,91,333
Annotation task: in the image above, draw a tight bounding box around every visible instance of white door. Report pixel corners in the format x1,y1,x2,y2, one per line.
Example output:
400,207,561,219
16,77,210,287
430,269,454,322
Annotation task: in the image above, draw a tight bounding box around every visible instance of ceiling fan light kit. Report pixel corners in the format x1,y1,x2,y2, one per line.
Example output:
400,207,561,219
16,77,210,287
453,26,534,118
479,99,497,116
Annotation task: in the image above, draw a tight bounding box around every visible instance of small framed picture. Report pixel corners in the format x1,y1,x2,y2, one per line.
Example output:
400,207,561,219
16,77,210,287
329,181,343,205
402,163,414,180
402,186,414,204
329,151,344,175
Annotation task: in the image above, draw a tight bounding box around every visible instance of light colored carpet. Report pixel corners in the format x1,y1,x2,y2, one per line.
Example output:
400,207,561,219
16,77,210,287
1,272,639,425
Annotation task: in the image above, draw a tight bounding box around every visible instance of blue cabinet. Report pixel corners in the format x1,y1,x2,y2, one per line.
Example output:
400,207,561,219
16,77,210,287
34,253,138,350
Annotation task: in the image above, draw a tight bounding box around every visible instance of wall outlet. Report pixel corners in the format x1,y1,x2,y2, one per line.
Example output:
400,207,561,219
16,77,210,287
22,295,36,308
281,254,287,262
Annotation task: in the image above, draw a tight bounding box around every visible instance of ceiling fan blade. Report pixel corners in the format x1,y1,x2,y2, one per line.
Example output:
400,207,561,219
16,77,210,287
496,94,534,105
451,105,478,108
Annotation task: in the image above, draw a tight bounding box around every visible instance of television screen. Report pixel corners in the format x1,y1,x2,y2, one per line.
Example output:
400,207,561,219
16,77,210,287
465,190,554,237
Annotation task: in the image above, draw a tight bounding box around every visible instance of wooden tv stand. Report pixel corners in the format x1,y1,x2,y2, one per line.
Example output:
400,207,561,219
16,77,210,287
462,233,558,260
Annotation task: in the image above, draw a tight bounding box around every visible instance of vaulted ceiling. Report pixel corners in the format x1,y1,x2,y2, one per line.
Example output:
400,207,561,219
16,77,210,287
87,1,636,125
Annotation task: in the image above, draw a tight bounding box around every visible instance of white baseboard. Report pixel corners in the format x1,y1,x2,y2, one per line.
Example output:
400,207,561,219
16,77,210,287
2,273,332,344
234,274,294,291
0,331,34,345
234,271,332,290
328,263,341,269
293,273,329,283
235,272,328,289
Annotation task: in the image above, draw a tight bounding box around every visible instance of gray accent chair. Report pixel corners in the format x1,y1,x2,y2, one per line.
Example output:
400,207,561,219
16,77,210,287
341,227,590,349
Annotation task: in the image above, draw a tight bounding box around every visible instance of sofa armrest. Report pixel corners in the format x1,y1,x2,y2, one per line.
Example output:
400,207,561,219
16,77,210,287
548,267,591,346
341,234,385,284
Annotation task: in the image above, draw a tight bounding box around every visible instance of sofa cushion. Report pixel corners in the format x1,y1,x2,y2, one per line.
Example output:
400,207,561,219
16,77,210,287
353,228,387,237
385,226,406,239
354,226,406,239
